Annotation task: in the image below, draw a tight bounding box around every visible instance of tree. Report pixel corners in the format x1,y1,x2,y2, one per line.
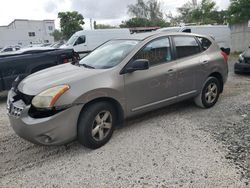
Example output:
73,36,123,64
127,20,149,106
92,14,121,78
120,18,151,28
51,29,63,41
177,0,225,25
122,0,169,28
93,21,117,29
228,0,250,24
58,11,85,39
128,0,149,19
177,1,195,23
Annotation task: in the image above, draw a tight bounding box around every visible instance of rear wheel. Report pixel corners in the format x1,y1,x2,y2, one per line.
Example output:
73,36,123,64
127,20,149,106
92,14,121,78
194,77,220,108
77,102,116,149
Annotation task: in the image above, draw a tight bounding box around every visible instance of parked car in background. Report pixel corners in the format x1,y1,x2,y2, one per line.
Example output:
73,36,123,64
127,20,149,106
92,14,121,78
60,29,131,57
157,25,231,49
7,32,229,149
0,48,79,92
0,47,55,58
50,41,65,48
234,46,250,74
0,45,21,53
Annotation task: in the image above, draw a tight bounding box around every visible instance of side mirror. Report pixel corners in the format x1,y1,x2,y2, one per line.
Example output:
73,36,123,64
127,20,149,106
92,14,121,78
221,47,231,56
125,59,149,73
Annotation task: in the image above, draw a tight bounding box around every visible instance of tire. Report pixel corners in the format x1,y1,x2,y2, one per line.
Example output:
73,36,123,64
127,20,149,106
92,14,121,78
194,77,220,108
77,101,117,149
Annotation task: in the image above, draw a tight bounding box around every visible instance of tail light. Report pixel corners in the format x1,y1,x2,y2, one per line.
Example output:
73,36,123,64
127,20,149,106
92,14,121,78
63,58,68,64
221,51,228,63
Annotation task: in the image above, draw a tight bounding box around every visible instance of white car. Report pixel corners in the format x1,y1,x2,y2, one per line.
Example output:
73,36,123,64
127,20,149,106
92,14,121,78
0,46,21,53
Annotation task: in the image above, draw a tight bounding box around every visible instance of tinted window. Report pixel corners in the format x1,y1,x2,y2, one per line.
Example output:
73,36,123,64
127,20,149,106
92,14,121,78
197,37,212,51
4,48,13,52
173,36,200,58
134,37,172,66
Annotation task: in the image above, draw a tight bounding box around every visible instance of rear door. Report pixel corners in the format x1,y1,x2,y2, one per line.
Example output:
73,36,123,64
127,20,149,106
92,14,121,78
171,36,202,96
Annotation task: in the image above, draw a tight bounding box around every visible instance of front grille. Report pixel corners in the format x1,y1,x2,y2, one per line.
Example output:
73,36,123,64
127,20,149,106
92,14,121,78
7,89,30,118
8,103,24,118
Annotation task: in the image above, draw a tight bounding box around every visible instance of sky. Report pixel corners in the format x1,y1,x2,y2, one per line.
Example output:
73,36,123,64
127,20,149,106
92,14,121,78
0,0,230,29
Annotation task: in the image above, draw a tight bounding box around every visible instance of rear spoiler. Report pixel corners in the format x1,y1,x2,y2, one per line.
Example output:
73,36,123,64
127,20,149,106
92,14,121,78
220,47,230,56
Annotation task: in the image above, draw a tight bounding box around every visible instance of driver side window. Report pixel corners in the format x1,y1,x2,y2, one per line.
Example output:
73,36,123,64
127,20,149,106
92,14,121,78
134,37,172,66
74,36,86,46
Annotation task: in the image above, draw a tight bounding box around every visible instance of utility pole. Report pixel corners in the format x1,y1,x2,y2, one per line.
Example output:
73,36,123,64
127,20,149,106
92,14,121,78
90,18,93,30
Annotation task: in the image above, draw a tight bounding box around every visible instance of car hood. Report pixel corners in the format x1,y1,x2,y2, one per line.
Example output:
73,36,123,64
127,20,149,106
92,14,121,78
18,63,106,95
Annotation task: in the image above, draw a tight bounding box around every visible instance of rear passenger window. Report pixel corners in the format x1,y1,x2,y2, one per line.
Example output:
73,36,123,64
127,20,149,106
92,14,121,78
134,37,172,66
173,36,200,58
197,37,212,51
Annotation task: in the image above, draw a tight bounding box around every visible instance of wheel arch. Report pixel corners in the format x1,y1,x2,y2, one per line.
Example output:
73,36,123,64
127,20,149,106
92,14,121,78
78,97,125,128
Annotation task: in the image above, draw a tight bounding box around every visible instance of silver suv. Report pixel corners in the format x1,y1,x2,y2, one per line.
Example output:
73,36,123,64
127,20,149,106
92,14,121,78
7,33,229,149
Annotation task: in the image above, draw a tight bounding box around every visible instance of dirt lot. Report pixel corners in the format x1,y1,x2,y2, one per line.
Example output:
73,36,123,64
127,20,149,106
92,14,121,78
0,57,249,187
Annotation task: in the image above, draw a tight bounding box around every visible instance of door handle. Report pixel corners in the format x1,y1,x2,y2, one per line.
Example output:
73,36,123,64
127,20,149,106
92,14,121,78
168,69,174,72
202,60,209,64
167,69,175,76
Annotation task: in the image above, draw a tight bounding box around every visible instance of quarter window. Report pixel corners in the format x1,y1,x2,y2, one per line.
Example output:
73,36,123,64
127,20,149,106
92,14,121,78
134,37,172,66
173,36,200,59
197,37,212,51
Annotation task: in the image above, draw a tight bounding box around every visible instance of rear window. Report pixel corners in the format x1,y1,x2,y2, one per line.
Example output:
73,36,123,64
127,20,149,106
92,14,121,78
197,37,212,51
173,36,201,59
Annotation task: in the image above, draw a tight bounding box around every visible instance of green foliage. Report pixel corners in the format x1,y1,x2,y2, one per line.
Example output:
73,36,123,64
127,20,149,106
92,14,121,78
51,29,63,41
122,0,169,28
120,17,169,28
177,0,226,25
228,0,250,24
93,21,117,29
58,11,85,40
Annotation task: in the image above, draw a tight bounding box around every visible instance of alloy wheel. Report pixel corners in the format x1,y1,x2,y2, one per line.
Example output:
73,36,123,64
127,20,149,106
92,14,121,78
205,83,218,104
91,111,112,141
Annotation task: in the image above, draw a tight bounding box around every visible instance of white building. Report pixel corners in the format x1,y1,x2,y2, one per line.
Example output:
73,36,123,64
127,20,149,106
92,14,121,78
0,19,55,48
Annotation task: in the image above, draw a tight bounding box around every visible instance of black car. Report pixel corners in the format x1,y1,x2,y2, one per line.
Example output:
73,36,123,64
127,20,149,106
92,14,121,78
0,48,79,92
234,47,250,74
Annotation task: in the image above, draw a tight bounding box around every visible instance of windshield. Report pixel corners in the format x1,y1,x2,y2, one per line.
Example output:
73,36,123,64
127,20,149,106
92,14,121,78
79,40,139,69
66,36,78,46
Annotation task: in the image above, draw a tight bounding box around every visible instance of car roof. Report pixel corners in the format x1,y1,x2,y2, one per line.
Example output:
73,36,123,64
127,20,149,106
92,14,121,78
116,31,210,41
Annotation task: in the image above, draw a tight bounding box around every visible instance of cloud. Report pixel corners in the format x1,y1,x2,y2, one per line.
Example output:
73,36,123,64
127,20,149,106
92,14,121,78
44,1,58,13
71,0,136,19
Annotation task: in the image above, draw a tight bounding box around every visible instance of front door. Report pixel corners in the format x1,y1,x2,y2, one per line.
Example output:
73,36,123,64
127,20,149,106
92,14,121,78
124,37,178,114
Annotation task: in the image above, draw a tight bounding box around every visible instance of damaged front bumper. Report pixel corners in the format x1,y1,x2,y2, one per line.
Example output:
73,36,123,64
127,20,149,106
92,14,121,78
7,89,83,145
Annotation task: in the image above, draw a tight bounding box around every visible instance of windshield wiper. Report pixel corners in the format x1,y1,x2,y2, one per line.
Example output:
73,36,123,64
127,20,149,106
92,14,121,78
80,64,95,69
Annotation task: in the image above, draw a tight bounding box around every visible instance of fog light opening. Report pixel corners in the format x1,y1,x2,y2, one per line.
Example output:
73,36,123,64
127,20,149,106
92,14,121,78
40,135,53,144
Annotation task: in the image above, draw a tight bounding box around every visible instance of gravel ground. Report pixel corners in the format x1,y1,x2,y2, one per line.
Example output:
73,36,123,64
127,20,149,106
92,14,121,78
0,57,249,187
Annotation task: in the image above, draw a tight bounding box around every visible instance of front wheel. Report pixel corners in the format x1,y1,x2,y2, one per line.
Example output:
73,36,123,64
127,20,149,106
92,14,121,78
77,102,116,149
194,77,220,108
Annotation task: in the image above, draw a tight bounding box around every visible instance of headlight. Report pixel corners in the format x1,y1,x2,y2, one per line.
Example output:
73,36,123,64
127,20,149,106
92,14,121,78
32,85,70,109
239,54,244,62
